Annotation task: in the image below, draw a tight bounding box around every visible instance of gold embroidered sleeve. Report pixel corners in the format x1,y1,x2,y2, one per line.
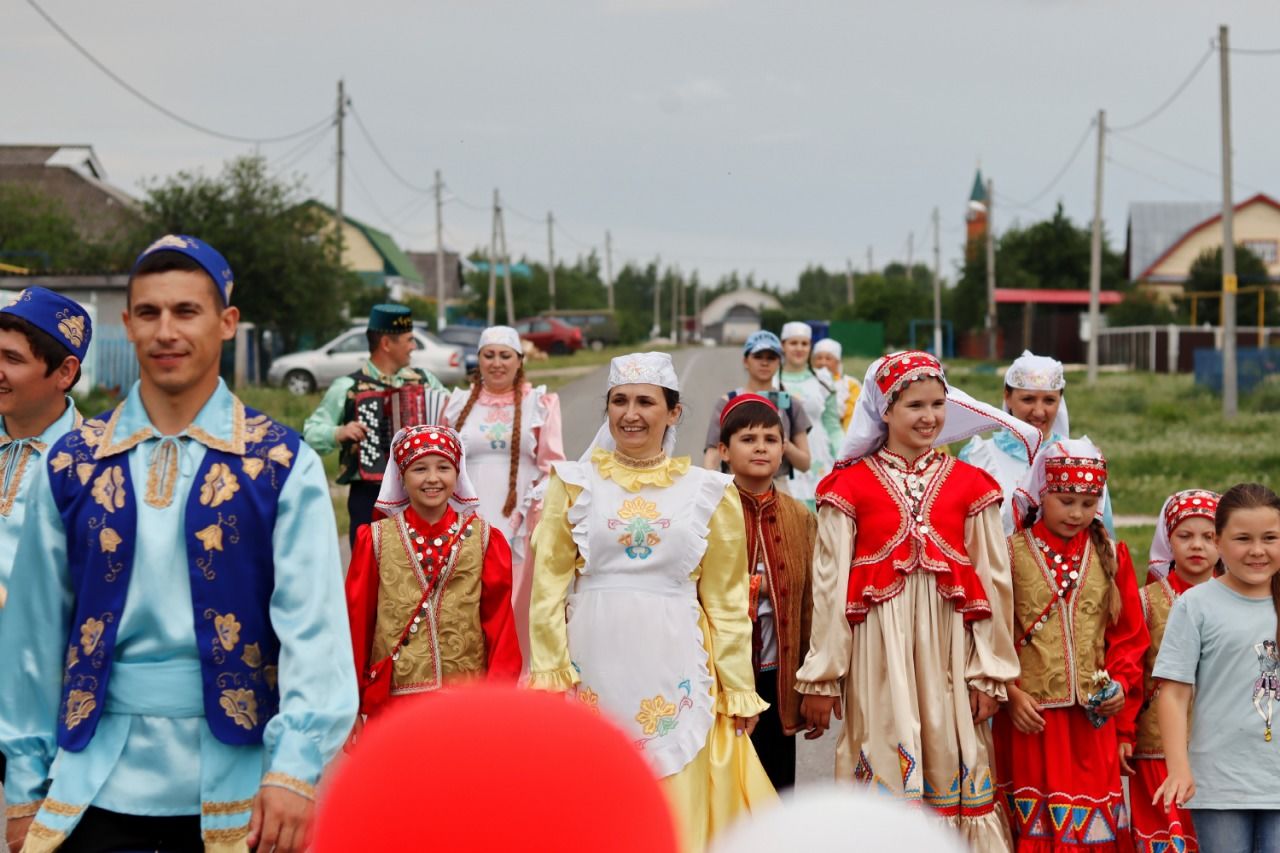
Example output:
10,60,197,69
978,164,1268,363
527,474,583,691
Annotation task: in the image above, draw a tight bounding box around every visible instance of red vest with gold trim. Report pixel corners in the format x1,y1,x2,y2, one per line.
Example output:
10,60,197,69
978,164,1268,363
817,454,1002,625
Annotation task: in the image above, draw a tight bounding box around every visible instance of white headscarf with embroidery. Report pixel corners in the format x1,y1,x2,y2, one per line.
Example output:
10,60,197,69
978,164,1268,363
1004,350,1070,438
580,352,681,461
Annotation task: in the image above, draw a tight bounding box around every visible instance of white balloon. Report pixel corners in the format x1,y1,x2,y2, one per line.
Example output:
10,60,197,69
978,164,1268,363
709,785,969,853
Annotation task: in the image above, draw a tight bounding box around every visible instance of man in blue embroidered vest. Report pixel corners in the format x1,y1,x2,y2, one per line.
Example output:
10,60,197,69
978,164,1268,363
0,236,357,853
302,303,445,548
0,287,91,609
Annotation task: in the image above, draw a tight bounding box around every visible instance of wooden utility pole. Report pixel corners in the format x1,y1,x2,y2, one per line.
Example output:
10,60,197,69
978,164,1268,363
1087,109,1106,385
985,178,997,360
1220,24,1239,418
487,189,499,327
498,200,514,325
546,212,557,312
335,79,346,264
605,230,615,311
434,169,446,330
845,258,855,306
906,231,914,278
866,245,874,274
670,269,679,344
932,207,943,357
651,257,661,340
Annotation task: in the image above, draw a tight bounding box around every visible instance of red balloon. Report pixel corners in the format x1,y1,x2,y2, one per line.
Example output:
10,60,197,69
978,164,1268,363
313,685,678,852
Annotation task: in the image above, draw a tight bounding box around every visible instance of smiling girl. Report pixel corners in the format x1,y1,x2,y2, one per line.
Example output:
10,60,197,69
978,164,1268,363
344,425,521,722
1152,483,1280,853
995,439,1148,851
1119,489,1221,853
797,351,1040,850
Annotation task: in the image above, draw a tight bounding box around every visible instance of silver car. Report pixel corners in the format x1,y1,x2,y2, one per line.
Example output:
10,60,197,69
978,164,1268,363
267,327,465,394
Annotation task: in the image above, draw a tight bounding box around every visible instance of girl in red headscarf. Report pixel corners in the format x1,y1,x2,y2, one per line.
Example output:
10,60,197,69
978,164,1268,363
1119,489,1220,853
345,425,521,725
797,351,1042,851
995,439,1149,852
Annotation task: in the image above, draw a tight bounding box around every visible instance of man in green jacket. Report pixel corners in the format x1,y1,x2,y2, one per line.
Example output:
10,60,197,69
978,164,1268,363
302,304,445,546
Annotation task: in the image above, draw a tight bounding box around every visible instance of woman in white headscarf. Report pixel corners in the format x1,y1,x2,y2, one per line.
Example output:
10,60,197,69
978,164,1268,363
810,337,862,432
528,352,775,851
796,351,1041,852
959,350,1113,535
442,325,564,667
779,322,841,509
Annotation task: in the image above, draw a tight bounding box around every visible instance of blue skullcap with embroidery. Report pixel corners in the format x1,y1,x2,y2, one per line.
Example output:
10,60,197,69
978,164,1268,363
1,286,93,362
132,234,235,304
368,303,414,333
742,330,783,358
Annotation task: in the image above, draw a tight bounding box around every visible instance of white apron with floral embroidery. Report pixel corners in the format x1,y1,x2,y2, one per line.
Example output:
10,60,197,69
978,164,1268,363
554,461,724,778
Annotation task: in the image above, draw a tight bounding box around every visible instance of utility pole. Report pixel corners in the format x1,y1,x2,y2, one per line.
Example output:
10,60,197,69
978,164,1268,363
906,231,914,278
546,211,557,312
866,245,874,274
845,258,855,306
335,79,346,265
604,229,615,311
434,169,446,331
670,269,679,344
487,189,499,327
651,257,661,340
932,207,943,357
985,178,997,360
1087,109,1106,385
498,198,514,325
1220,24,1239,418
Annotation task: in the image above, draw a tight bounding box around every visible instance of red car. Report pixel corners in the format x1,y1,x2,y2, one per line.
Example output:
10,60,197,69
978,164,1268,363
513,316,583,355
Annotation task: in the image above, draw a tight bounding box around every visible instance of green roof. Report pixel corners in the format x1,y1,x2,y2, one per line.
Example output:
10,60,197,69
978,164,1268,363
304,200,423,284
970,169,987,204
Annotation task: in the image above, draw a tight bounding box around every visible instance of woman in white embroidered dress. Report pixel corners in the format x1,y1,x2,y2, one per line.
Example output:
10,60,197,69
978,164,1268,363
528,352,774,852
778,322,841,510
443,325,564,666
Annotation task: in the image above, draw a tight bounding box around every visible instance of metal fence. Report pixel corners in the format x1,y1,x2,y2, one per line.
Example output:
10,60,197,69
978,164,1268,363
89,328,140,393
1096,324,1280,373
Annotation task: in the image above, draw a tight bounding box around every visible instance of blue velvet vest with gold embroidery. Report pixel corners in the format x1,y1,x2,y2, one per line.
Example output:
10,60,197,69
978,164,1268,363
45,400,300,751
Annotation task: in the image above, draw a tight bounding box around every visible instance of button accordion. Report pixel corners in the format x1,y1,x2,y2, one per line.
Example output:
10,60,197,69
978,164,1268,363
352,385,450,481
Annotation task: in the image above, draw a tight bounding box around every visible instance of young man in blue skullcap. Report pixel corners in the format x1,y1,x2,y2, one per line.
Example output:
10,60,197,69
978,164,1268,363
0,236,357,853
0,287,92,609
303,303,447,548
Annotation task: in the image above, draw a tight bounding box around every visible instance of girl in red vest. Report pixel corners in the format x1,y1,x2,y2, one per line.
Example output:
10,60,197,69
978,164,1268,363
996,439,1149,852
1120,489,1220,853
797,351,1040,852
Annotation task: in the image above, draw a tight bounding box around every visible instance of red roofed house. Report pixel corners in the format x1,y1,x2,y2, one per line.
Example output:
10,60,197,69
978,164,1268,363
1126,193,1280,302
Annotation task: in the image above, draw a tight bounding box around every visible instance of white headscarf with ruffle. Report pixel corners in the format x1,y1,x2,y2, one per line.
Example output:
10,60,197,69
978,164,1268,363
1004,350,1070,439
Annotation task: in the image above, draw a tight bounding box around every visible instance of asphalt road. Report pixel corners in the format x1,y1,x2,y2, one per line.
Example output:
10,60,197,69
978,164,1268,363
555,346,838,787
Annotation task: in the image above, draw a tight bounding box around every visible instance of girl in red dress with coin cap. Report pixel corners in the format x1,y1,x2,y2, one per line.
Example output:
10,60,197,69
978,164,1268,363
1119,489,1220,853
345,425,521,726
995,439,1149,852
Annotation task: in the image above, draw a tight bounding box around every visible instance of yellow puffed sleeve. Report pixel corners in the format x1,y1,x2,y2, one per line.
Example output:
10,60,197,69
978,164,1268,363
527,473,584,691
698,485,769,718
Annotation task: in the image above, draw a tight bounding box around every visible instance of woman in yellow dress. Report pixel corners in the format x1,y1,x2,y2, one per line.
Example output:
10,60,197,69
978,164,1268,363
528,352,776,851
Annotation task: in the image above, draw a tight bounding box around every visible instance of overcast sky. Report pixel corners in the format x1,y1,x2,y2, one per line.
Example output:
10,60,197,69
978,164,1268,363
8,0,1280,288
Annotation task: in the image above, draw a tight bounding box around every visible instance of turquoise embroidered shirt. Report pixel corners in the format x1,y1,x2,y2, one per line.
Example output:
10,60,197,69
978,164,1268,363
302,359,446,456
0,380,357,815
0,397,79,599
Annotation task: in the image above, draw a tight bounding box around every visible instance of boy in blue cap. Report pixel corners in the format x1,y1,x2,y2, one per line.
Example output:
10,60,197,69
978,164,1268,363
0,235,356,853
303,303,446,547
0,286,91,609
702,330,813,493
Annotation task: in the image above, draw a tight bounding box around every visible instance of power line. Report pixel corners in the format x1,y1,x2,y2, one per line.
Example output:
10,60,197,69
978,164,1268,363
1105,156,1202,199
347,102,436,194
26,0,332,144
270,124,333,178
1111,45,1215,132
1228,45,1280,55
1001,118,1095,209
1109,131,1262,196
442,190,490,213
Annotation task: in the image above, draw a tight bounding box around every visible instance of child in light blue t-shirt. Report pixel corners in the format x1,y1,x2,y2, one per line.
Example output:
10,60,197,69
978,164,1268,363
1153,482,1280,853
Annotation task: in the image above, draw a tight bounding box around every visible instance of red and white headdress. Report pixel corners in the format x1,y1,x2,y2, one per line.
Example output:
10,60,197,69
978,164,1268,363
1147,488,1221,577
375,424,480,516
838,351,1042,463
1012,437,1107,527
